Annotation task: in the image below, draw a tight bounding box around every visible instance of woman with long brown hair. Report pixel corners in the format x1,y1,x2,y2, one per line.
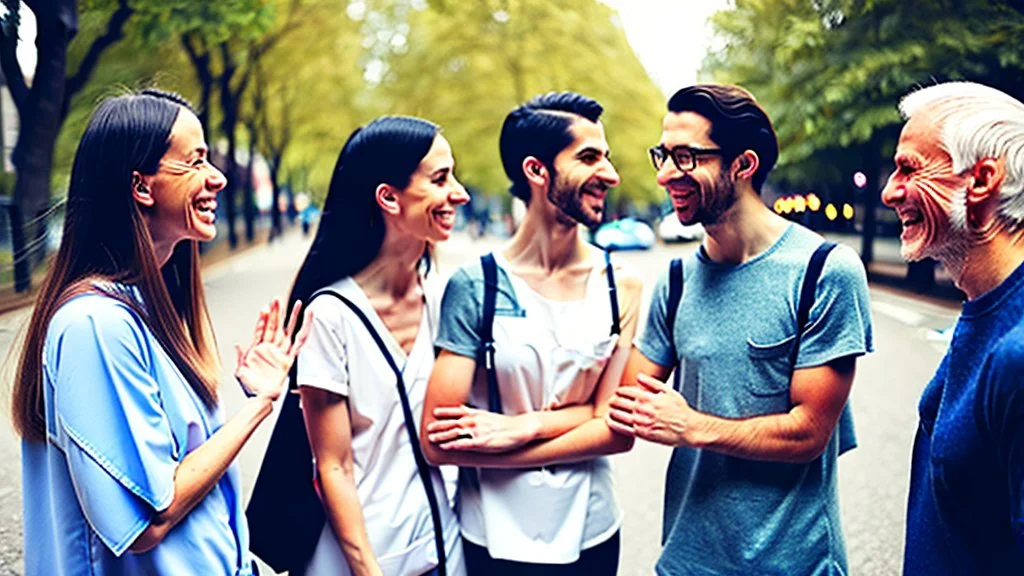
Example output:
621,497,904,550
13,88,310,575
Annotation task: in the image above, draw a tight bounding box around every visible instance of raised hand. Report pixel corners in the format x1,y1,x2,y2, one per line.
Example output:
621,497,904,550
235,298,313,401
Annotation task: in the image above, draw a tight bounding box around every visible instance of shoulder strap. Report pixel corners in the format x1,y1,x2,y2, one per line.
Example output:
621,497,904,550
604,250,621,336
790,241,837,369
667,258,684,390
667,258,684,335
479,255,502,414
309,289,448,576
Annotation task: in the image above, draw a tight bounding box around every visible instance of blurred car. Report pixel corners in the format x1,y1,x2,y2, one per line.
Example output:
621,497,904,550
593,217,656,251
658,213,704,243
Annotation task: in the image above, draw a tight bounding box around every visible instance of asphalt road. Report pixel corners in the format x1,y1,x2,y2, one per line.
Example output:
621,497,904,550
0,229,959,575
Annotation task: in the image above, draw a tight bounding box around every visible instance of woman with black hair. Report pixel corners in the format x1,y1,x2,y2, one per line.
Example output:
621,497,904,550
284,116,469,576
14,89,311,575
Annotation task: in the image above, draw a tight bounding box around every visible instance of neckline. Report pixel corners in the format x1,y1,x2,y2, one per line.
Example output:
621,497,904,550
491,248,602,306
961,259,1024,319
696,222,795,271
338,276,429,365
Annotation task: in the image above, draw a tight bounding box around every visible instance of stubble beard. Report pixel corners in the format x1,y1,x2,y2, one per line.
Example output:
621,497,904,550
549,172,601,229
694,170,737,226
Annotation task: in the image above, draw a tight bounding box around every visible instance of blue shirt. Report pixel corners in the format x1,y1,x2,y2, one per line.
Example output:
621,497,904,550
21,292,253,575
636,224,874,576
904,260,1024,575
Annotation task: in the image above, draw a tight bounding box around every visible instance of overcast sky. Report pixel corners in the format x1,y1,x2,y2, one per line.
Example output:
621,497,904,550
600,0,729,95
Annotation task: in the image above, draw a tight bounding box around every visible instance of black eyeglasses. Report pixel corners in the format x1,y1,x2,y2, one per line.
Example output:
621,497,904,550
649,145,726,172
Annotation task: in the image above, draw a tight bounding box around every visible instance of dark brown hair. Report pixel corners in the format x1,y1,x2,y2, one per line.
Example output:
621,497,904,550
13,89,219,442
668,84,779,193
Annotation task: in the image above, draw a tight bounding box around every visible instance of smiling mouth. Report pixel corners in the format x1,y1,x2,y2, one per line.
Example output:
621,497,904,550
433,209,456,229
193,196,217,223
898,210,923,227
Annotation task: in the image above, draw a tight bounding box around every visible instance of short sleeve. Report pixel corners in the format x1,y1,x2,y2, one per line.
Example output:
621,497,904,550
976,334,1024,551
795,245,875,368
296,296,350,396
435,267,483,359
50,303,178,556
635,267,676,368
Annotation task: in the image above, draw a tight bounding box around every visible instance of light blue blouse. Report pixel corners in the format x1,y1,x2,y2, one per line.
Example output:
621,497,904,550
21,292,253,575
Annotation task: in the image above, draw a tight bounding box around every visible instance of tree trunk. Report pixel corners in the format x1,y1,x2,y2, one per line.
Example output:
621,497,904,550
244,135,256,244
860,138,881,266
269,154,282,239
9,0,78,292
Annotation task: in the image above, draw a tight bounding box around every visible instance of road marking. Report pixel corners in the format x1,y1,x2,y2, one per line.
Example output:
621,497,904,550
871,300,927,327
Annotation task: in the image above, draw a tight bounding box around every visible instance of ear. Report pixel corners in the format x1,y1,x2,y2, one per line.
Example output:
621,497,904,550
375,183,401,216
965,157,1005,227
131,171,155,208
732,150,759,182
522,157,549,188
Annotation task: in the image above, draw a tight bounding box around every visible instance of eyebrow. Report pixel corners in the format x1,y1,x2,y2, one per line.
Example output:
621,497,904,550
430,166,451,178
576,146,608,158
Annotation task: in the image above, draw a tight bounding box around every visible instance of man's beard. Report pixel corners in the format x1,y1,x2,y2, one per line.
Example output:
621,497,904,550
691,170,737,226
548,172,602,228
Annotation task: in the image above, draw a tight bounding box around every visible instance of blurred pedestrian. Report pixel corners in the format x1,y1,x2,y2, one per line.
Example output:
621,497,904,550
881,81,1024,574
421,92,642,575
608,84,873,575
13,89,311,575
253,116,470,576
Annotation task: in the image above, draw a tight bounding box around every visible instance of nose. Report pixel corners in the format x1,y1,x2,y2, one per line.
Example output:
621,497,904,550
656,159,681,188
598,158,621,188
207,164,227,193
449,177,470,205
880,173,904,207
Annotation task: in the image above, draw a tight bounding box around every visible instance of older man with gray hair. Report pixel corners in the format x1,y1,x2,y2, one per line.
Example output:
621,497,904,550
882,81,1024,574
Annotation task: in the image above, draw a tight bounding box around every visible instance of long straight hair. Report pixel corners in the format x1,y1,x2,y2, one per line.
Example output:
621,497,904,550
13,90,219,442
285,116,438,365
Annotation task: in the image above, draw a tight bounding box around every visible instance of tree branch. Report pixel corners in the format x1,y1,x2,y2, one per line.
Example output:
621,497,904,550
62,0,133,116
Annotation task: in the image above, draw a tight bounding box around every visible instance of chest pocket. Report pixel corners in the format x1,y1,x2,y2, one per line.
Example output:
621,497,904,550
745,332,797,398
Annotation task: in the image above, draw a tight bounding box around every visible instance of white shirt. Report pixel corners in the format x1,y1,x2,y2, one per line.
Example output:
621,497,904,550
459,250,622,564
298,277,464,576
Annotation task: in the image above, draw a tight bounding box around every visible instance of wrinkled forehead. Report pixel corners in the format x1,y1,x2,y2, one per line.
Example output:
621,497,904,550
897,108,951,162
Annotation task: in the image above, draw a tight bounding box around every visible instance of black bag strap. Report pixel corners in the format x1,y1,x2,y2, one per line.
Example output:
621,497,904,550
604,249,621,336
480,254,502,414
667,258,684,389
790,241,837,369
310,289,447,576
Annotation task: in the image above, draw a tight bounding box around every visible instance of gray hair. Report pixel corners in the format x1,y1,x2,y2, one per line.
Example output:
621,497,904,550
899,81,1024,230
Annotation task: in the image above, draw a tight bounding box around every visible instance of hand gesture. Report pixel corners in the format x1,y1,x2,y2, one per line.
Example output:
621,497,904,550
235,298,313,401
427,406,541,453
606,373,699,447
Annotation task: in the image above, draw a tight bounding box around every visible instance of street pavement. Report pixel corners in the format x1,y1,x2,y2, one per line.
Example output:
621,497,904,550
0,229,959,575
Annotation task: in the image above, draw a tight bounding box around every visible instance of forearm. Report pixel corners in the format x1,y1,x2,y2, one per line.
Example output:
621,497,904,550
531,405,595,440
131,396,273,552
429,417,632,469
318,466,381,576
689,405,830,463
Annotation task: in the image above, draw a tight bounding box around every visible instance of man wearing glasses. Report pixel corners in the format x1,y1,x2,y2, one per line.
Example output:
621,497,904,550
606,84,873,575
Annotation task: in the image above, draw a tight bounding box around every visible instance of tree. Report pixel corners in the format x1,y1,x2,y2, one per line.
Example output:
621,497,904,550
0,0,132,291
366,0,667,208
703,0,1024,278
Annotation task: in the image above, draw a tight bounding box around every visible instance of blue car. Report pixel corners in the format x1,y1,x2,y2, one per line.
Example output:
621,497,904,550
593,217,656,251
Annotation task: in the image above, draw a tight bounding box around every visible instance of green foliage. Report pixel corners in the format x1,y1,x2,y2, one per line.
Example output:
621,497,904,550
702,0,1024,192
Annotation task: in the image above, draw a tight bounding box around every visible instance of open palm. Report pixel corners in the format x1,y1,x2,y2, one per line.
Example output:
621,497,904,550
235,297,313,401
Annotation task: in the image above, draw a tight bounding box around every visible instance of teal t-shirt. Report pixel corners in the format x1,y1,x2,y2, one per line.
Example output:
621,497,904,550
636,224,874,576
